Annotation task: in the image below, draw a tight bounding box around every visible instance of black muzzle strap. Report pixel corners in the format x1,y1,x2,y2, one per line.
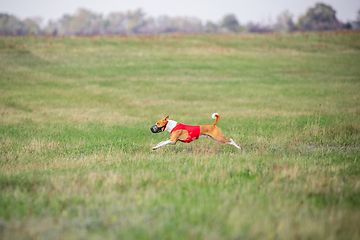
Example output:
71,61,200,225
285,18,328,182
150,123,167,133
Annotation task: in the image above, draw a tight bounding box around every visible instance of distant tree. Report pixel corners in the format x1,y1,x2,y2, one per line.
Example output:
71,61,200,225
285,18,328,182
153,15,176,33
173,16,202,33
43,20,58,36
57,14,72,35
204,21,219,33
104,9,150,34
297,3,342,31
23,17,42,35
220,14,240,32
353,9,360,29
139,17,157,34
246,22,272,33
0,14,42,35
342,22,352,29
104,12,127,34
274,10,297,33
0,13,24,35
56,9,104,35
125,9,146,34
149,15,202,34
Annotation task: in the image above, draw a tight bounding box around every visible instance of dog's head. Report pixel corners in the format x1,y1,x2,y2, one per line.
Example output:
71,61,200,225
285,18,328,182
150,115,169,133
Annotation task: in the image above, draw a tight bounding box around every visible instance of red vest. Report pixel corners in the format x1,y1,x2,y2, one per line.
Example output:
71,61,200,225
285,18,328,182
170,123,200,143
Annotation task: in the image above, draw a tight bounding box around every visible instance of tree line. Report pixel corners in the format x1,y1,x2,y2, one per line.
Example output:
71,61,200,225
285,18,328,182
1,3,359,36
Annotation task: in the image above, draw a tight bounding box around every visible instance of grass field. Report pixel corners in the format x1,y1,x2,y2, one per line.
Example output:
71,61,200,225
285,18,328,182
1,31,360,240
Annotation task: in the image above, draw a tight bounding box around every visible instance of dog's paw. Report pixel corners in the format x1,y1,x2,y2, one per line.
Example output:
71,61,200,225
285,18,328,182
152,142,163,150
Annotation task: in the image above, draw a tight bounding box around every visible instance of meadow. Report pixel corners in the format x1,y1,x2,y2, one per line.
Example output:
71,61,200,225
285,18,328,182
0,31,360,239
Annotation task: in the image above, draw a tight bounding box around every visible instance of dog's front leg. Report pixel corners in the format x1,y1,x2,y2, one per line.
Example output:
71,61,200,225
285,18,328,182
152,140,176,150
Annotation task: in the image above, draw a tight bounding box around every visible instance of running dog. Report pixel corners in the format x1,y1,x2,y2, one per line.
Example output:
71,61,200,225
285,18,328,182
150,113,242,150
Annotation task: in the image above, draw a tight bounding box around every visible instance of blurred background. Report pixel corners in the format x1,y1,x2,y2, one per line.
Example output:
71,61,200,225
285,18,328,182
0,0,360,36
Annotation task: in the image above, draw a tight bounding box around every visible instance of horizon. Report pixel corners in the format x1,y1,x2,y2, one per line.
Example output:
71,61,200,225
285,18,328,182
1,0,359,26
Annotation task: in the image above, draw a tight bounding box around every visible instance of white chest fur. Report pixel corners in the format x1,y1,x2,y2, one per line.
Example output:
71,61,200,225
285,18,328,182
164,120,178,132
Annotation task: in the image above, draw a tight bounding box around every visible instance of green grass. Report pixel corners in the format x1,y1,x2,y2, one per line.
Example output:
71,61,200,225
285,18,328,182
1,32,360,240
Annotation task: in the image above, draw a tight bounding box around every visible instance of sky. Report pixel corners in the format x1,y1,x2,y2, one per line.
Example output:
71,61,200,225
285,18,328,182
1,0,359,25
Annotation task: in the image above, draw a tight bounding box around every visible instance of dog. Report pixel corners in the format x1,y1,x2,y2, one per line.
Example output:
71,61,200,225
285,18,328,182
150,113,242,150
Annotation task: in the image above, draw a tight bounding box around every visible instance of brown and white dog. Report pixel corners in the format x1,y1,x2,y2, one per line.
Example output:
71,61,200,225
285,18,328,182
150,113,242,150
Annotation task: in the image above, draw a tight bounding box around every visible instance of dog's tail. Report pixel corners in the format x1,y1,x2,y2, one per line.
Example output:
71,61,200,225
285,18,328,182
212,113,220,125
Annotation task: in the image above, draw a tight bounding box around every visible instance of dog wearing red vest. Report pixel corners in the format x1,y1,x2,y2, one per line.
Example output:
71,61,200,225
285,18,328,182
150,113,242,150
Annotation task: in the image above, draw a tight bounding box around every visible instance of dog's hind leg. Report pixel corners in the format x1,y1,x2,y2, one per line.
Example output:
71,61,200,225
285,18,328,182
206,128,242,150
227,138,242,150
218,136,242,150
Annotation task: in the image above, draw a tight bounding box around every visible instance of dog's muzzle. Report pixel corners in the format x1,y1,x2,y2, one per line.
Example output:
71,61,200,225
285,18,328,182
150,125,165,133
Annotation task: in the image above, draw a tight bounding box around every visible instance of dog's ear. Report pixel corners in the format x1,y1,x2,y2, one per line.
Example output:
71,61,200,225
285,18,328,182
165,115,169,121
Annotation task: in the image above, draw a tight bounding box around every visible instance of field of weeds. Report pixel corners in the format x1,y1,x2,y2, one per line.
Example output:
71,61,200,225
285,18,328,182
1,31,360,239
